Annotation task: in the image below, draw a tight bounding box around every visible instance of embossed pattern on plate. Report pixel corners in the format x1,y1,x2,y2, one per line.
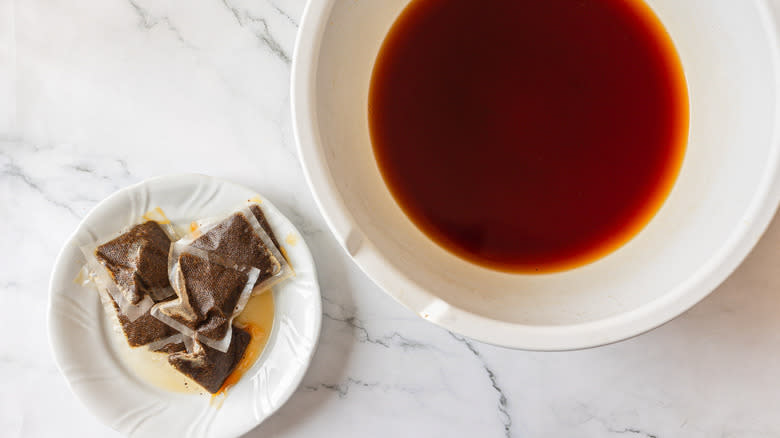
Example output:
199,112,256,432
48,174,321,438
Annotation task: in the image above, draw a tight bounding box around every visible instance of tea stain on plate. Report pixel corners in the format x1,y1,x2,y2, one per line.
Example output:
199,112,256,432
220,291,275,395
108,315,203,395
142,207,172,225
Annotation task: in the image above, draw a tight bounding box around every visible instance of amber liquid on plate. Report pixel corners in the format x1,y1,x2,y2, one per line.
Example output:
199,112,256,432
218,291,275,395
369,0,689,273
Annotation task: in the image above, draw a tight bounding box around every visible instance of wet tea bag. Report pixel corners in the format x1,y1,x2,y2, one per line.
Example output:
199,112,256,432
152,246,260,352
166,325,251,394
187,204,293,290
97,288,182,349
152,205,291,352
81,212,178,321
247,203,283,258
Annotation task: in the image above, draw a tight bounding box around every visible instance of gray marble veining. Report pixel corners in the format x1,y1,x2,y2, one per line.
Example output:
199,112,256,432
1,0,780,437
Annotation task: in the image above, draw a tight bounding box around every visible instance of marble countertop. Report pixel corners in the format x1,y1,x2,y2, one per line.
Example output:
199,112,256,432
1,0,779,437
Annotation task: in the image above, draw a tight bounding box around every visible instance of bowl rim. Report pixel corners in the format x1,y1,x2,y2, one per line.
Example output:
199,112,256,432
290,0,780,350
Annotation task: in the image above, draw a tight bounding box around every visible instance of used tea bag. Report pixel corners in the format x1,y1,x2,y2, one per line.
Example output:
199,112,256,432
95,221,172,303
153,341,187,354
247,203,282,257
84,273,181,349
167,325,251,394
82,215,177,321
152,206,291,352
152,246,260,352
187,205,292,289
107,294,180,348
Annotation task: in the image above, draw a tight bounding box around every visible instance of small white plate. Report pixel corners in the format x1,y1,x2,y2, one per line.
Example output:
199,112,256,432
48,174,321,438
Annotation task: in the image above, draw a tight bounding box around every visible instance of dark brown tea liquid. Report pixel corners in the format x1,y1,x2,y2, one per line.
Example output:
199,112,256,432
369,0,689,273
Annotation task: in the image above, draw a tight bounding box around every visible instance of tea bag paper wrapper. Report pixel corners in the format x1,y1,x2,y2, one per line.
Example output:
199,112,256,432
147,332,193,354
80,211,178,322
152,245,260,352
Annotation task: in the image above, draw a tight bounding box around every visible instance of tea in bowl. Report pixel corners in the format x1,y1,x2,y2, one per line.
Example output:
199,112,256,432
292,0,780,349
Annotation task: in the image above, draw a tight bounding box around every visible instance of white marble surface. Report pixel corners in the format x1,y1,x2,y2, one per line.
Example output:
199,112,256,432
1,0,779,437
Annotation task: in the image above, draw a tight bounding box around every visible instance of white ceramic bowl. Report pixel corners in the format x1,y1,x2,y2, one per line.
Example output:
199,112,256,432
292,0,780,350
